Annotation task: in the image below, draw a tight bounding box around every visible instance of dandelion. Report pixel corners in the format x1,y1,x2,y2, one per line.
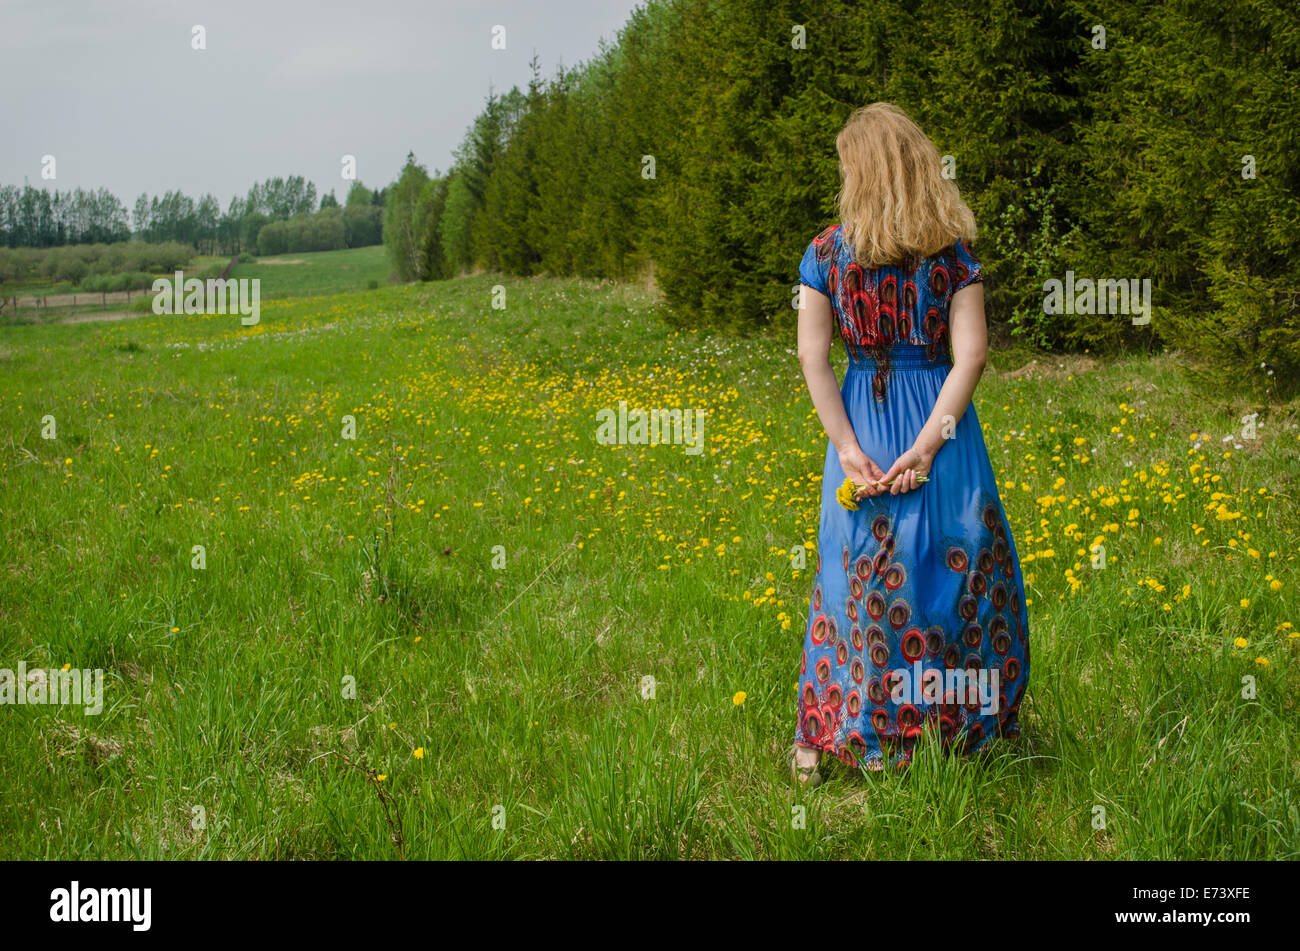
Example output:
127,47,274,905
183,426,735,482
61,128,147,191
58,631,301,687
1254,657,1270,667
412,747,425,759
835,477,860,511
1233,637,1248,649
732,691,747,706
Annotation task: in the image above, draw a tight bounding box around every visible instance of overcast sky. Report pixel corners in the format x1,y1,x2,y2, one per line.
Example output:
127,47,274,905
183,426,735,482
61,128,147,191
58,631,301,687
0,0,643,210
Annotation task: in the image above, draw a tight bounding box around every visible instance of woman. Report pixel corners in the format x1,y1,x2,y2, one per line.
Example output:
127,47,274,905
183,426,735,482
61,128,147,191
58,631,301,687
792,102,1029,784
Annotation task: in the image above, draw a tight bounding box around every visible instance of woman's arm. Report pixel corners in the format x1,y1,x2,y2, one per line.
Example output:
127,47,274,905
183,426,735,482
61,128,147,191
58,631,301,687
797,285,887,497
878,282,988,494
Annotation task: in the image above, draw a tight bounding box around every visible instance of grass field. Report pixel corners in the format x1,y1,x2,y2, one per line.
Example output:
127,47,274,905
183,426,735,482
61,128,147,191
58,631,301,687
0,272,1297,859
228,245,392,299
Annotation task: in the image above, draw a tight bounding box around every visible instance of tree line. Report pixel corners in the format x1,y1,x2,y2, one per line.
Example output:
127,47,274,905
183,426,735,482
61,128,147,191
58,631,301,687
385,0,1299,392
1,177,387,256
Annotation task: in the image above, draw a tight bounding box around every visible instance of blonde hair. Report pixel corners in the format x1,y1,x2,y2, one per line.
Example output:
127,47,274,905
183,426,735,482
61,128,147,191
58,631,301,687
836,102,977,268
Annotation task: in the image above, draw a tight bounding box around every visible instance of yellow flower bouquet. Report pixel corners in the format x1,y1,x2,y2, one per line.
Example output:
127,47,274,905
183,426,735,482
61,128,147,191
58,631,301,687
836,474,929,510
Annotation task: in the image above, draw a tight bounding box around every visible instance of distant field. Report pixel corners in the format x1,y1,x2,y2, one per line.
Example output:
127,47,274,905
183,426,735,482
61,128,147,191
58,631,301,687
230,246,391,299
1,255,232,326
3,256,232,303
0,247,391,325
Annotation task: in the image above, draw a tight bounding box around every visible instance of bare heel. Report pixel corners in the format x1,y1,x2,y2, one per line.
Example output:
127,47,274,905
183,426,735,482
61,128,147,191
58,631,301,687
790,746,823,787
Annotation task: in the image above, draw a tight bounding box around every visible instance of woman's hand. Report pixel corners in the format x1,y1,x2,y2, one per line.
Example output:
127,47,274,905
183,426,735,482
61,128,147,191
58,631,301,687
878,445,934,495
838,444,887,499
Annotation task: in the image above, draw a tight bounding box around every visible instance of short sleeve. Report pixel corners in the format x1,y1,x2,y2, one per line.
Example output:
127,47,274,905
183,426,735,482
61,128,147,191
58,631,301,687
950,237,983,293
798,229,833,297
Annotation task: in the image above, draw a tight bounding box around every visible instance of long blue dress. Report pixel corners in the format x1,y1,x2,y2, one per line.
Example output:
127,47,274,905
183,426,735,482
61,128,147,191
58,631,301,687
794,224,1030,770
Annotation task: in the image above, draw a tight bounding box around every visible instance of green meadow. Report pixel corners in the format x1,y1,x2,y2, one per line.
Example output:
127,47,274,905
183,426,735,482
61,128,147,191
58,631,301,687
227,246,392,299
0,269,1297,859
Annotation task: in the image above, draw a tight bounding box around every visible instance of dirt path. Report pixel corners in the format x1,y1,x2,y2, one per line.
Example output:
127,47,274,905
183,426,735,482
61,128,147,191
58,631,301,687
57,310,144,324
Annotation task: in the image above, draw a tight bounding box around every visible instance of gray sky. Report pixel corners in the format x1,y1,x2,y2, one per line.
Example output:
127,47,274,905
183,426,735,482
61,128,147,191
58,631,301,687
0,0,643,210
